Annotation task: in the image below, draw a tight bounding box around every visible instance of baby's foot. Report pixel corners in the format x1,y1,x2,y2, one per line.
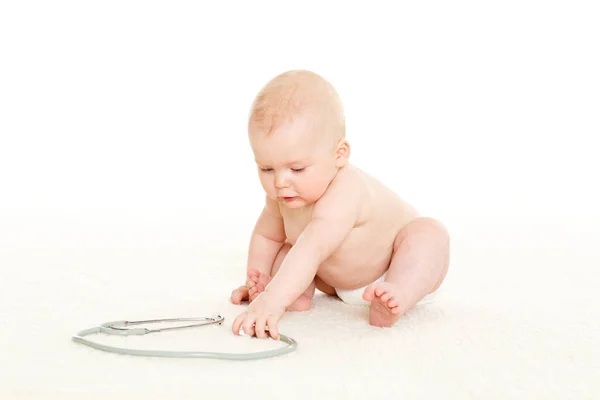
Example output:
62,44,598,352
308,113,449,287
362,282,405,327
247,268,312,312
230,268,270,305
247,268,271,303
230,285,249,305
286,292,312,312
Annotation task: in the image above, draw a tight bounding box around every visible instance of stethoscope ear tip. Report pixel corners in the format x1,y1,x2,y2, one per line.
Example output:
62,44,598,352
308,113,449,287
207,314,224,326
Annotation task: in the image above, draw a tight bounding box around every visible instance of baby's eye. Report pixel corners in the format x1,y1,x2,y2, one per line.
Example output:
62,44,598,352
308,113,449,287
291,167,305,173
260,167,273,172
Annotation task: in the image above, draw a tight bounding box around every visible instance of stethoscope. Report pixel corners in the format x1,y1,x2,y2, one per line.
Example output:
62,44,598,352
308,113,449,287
72,315,297,360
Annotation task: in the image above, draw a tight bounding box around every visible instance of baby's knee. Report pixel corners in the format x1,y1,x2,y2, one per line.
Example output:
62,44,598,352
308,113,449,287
430,217,450,242
406,217,449,242
400,218,450,264
417,217,450,265
410,217,451,277
414,216,444,229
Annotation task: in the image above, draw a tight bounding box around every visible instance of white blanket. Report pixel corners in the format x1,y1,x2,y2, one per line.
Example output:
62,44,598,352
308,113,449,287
1,216,599,399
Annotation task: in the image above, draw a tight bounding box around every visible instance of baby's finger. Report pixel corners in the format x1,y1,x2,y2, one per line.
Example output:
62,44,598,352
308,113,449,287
254,317,267,339
266,315,279,340
242,317,256,337
231,313,246,335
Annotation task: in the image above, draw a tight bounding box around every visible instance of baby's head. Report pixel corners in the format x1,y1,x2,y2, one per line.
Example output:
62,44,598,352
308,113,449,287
247,70,349,209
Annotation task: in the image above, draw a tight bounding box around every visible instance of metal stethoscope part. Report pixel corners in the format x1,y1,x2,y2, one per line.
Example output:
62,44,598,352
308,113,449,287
72,315,297,360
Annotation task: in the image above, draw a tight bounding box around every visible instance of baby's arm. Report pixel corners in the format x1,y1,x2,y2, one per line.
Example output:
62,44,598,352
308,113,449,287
263,178,360,307
246,195,286,276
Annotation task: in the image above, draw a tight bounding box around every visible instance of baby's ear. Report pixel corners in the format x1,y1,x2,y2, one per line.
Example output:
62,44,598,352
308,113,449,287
335,139,350,167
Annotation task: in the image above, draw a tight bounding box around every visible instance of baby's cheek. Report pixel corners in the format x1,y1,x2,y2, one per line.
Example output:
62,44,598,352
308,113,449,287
259,178,273,195
307,175,330,199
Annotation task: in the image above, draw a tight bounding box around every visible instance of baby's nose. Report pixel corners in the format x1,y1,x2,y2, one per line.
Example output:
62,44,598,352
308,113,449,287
275,172,290,188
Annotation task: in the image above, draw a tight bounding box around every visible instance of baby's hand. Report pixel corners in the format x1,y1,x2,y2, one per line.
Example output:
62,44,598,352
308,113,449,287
232,291,285,339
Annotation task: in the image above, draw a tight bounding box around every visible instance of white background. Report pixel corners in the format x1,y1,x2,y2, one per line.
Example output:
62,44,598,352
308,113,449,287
1,0,599,250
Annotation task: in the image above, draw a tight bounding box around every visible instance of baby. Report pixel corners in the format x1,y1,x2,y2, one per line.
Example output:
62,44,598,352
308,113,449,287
230,70,450,339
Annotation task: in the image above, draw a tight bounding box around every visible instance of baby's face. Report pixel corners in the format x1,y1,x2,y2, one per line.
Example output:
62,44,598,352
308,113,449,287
249,113,339,209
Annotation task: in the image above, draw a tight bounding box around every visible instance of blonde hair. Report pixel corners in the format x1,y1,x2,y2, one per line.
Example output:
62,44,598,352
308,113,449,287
248,70,345,140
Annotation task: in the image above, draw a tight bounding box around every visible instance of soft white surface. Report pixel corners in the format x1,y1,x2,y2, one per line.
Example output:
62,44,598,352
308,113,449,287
1,215,599,399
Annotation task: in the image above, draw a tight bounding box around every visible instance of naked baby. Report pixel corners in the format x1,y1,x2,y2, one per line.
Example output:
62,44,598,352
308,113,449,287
230,70,450,339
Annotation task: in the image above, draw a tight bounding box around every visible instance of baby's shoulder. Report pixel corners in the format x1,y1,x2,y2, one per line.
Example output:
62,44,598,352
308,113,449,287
331,164,374,194
323,164,367,196
312,165,368,216
321,164,415,221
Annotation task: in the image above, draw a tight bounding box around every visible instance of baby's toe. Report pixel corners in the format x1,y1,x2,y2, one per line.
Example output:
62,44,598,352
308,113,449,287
258,273,271,287
380,292,391,303
248,268,260,278
390,306,402,315
230,286,249,304
230,291,242,304
362,285,377,301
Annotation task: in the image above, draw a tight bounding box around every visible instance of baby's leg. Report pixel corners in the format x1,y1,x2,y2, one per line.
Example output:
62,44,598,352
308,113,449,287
247,243,316,312
363,217,450,327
